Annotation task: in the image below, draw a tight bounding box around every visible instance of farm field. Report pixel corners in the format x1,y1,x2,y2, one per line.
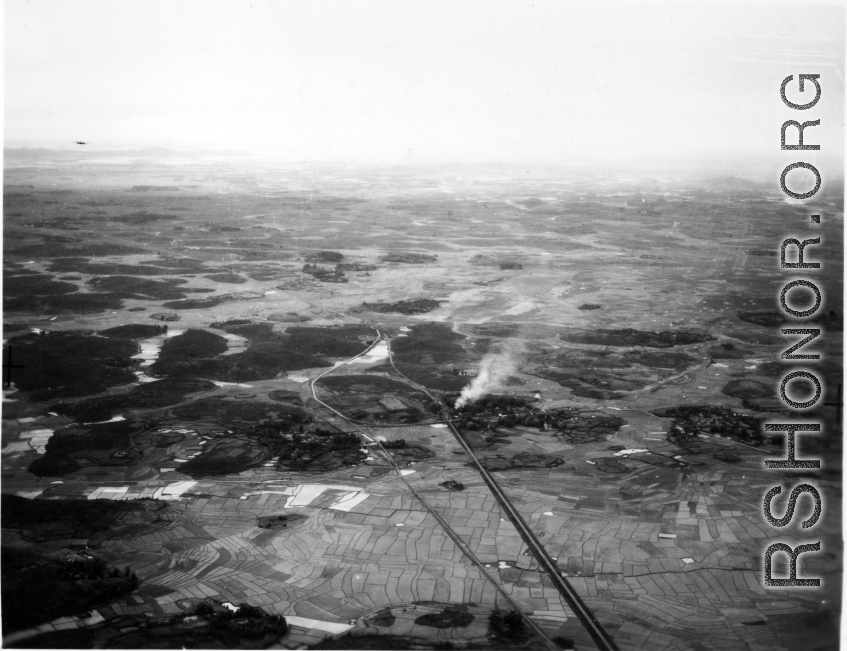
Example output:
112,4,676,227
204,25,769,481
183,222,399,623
2,151,842,650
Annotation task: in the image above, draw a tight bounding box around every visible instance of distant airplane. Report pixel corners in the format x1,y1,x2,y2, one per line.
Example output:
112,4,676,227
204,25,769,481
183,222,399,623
75,141,86,145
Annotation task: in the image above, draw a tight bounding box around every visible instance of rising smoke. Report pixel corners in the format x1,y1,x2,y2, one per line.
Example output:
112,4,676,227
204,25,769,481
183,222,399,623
455,341,523,409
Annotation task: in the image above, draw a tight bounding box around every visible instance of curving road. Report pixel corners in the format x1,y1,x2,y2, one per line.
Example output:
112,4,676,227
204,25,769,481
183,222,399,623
83,228,615,649
308,332,560,651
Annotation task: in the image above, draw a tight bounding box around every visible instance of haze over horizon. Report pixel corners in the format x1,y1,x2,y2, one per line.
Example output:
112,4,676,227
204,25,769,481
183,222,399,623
2,5,845,648
5,1,845,179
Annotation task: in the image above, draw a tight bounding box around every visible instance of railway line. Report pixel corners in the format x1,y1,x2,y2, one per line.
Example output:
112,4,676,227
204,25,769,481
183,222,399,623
307,333,560,651
441,414,619,651
383,338,620,651
73,227,617,649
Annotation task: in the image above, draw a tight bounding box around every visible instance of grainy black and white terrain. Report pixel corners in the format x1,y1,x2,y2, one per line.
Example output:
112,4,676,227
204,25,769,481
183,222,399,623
2,149,842,650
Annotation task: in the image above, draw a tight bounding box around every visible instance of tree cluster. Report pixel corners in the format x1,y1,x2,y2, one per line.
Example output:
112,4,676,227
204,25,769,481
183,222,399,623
250,423,364,470
488,610,528,642
661,405,764,446
302,263,348,283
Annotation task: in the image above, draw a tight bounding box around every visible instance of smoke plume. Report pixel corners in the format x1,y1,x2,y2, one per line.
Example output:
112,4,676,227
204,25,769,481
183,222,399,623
455,342,523,409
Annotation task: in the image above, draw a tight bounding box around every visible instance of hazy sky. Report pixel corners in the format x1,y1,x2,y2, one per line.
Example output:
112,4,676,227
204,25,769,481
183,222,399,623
4,1,845,168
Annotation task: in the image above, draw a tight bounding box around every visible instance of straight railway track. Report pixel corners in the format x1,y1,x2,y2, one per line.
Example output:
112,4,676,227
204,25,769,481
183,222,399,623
384,338,620,651
74,227,618,649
